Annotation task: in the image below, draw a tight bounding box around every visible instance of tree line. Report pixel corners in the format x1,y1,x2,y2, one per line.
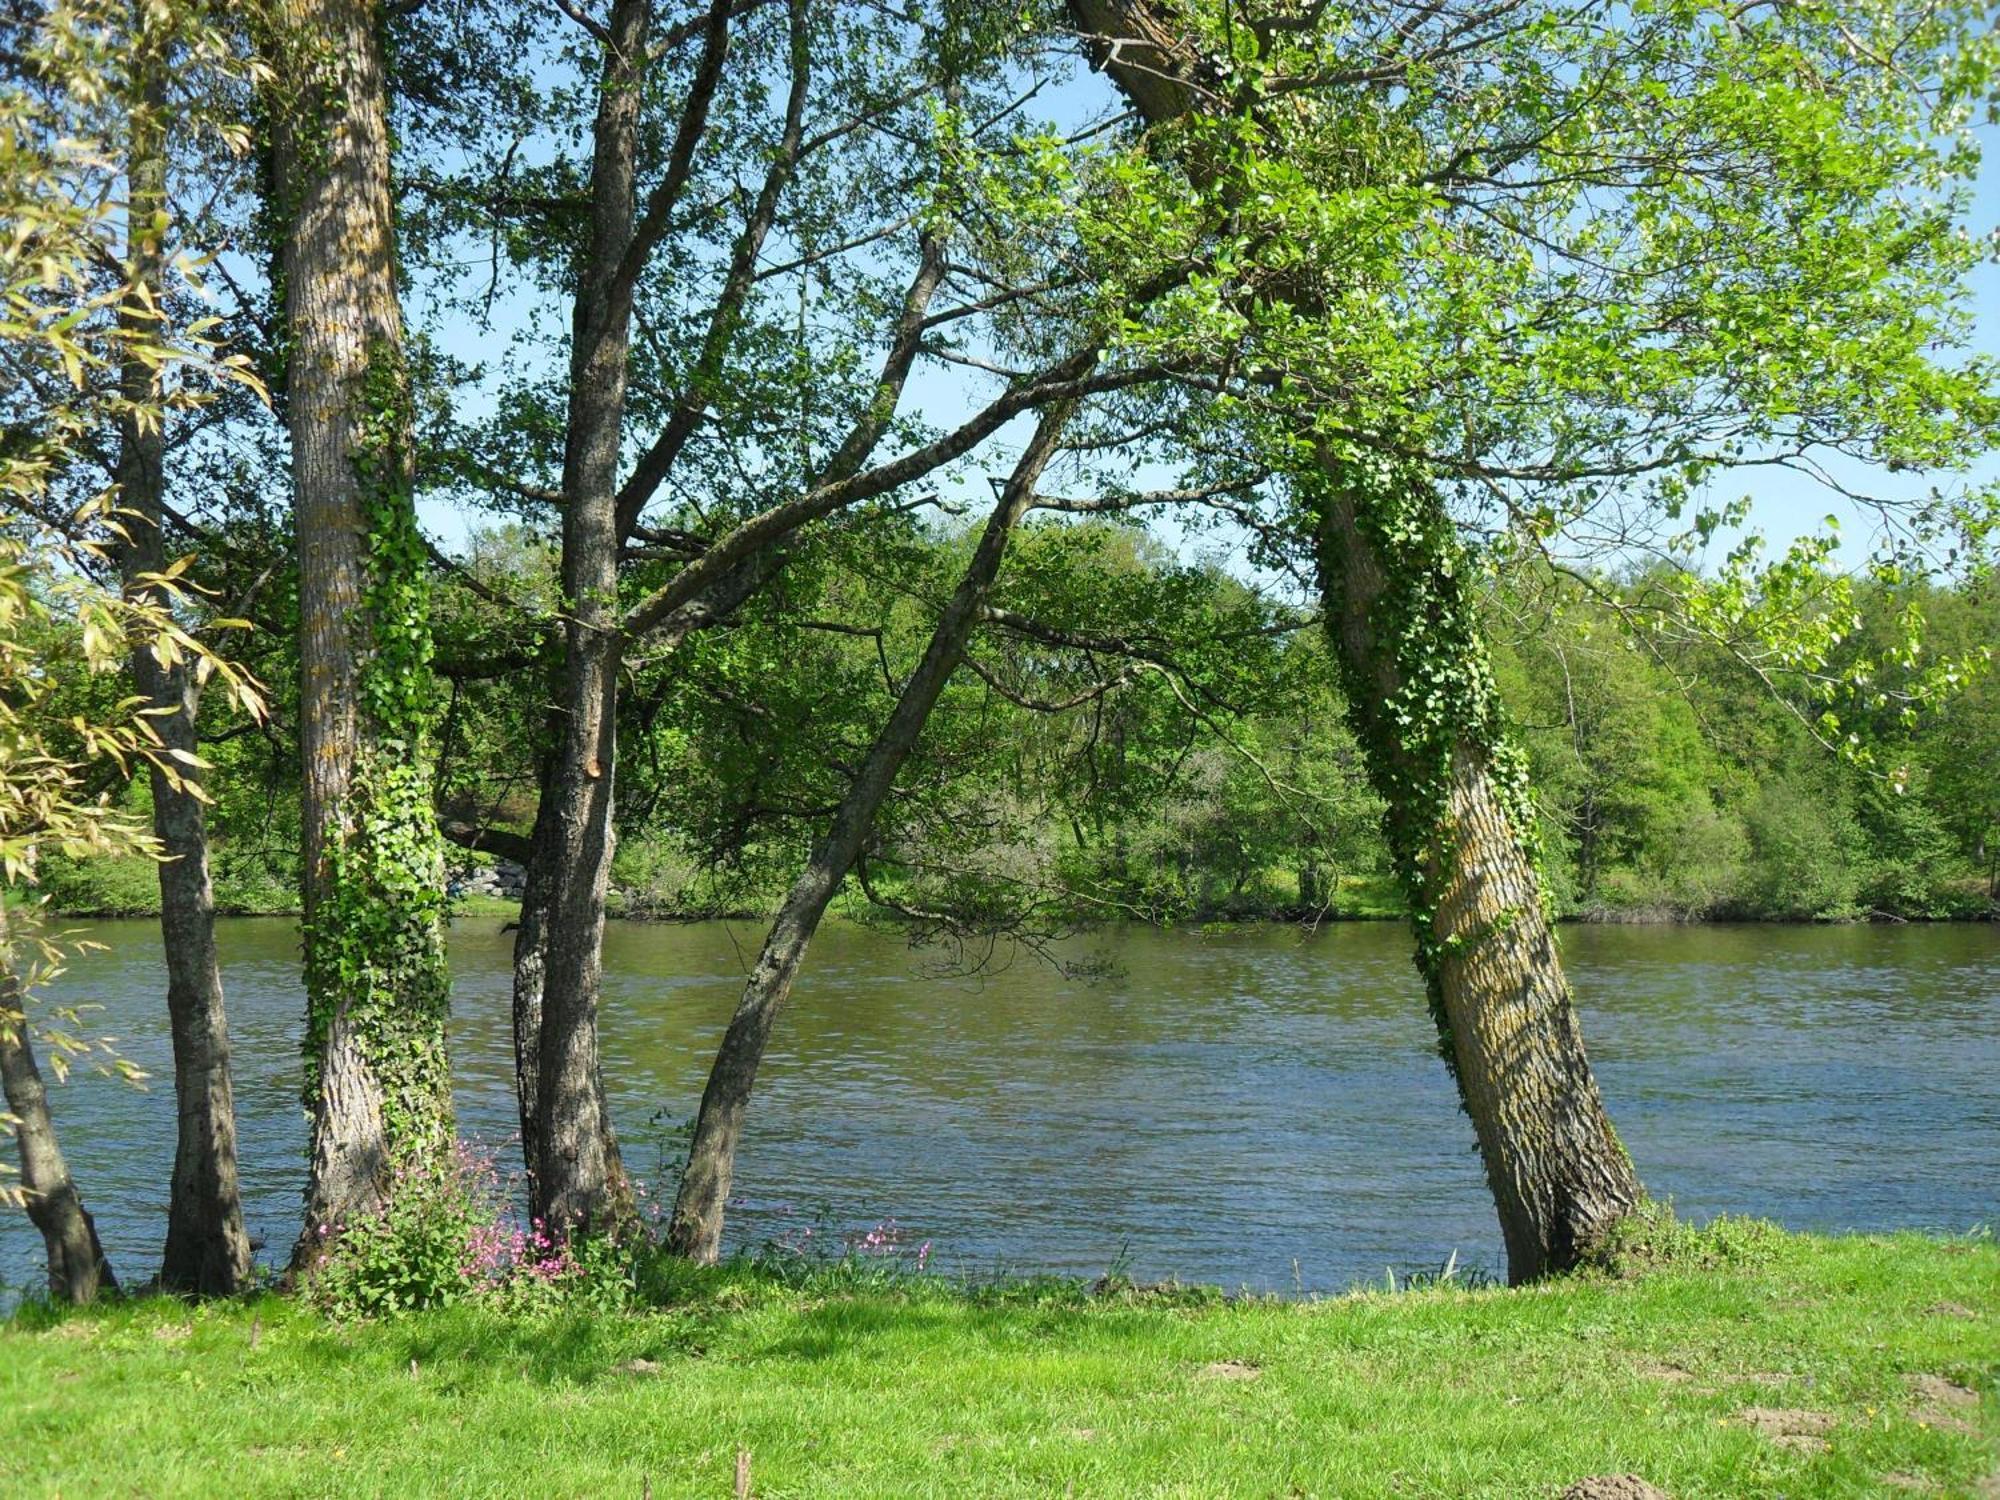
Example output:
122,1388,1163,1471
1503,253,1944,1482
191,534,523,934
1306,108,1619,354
45,532,2000,925
3,0,1994,1305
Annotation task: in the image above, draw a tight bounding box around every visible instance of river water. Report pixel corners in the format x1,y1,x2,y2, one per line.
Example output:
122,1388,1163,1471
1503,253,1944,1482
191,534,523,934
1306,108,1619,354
4,917,1996,1293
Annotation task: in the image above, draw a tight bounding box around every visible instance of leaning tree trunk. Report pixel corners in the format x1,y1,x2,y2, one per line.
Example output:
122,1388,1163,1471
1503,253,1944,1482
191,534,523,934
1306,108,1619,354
0,906,117,1303
1314,467,1640,1281
527,0,654,1237
115,21,253,1296
265,0,453,1263
666,404,1075,1262
1068,0,1640,1280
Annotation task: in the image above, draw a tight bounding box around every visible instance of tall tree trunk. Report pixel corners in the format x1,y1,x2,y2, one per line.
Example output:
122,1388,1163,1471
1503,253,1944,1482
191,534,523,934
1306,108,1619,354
265,0,453,1263
116,18,252,1295
1069,0,1640,1280
529,0,654,1236
0,906,117,1303
666,404,1076,1262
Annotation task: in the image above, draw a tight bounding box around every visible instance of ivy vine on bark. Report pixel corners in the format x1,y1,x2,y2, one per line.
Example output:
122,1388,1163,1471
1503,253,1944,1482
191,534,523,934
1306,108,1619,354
1309,443,1552,1076
301,339,452,1159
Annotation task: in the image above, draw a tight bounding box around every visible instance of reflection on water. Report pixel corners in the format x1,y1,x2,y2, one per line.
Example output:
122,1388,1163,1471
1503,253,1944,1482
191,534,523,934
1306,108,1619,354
5,917,1996,1293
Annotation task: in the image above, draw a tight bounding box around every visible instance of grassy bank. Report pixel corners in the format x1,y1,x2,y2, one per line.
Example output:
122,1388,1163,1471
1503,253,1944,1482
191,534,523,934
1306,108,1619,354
3,1224,1994,1497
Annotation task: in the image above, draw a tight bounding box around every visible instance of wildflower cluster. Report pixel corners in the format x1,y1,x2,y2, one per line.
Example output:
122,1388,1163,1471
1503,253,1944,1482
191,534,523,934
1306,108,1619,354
303,1139,626,1318
760,1210,934,1276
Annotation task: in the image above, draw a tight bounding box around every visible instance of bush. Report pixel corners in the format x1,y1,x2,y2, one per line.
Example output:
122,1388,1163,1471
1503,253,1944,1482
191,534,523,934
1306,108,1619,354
35,853,161,916
302,1141,632,1319
39,844,299,917
210,846,300,914
1741,780,1864,919
609,836,701,917
1587,1198,1786,1277
1854,784,1964,917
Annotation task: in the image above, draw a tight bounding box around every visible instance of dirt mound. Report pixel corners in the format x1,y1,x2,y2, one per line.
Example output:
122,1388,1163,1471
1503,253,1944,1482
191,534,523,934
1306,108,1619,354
1197,1359,1262,1381
1739,1406,1835,1452
1558,1476,1671,1500
1926,1301,1979,1320
1908,1372,1981,1435
1907,1373,1978,1408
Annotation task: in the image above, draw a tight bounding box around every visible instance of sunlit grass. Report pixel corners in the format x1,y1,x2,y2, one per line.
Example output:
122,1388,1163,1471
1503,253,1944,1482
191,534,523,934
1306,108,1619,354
3,1226,1994,1497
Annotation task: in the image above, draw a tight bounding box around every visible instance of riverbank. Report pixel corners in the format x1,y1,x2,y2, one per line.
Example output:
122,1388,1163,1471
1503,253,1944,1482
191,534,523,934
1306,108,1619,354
3,1223,1994,1497
30,853,1996,926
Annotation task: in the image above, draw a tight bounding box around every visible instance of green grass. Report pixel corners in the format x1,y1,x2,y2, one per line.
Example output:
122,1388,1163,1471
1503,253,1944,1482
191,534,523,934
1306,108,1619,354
446,892,524,919
1327,871,1408,919
3,1224,1995,1497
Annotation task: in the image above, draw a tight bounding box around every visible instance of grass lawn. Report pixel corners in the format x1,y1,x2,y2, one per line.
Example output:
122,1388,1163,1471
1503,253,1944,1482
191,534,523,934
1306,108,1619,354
2,1223,1994,1498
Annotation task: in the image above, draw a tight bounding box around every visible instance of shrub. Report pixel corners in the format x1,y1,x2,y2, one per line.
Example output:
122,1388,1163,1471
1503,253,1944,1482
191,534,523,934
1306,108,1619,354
35,853,160,916
1587,1198,1786,1278
1741,780,1864,919
302,1140,631,1319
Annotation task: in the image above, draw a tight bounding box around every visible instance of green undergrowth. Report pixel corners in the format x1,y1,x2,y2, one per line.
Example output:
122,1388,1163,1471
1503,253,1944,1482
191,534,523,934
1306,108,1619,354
3,1225,1995,1497
40,852,1993,925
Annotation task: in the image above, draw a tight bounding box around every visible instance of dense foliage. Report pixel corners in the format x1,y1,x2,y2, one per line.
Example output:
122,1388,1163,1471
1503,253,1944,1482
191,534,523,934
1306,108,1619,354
38,523,1999,925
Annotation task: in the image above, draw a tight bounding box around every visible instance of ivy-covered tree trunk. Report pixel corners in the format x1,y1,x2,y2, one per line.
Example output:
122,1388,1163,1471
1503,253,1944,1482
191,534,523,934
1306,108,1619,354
265,0,453,1262
117,29,252,1295
0,905,117,1304
1313,463,1641,1281
528,0,653,1236
667,405,1074,1262
1070,0,1641,1280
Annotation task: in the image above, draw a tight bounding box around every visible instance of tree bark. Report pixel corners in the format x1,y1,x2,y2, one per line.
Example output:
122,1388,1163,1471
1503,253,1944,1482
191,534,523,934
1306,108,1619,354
1317,484,1641,1281
266,0,454,1262
116,21,252,1295
528,0,656,1236
1069,0,1641,1279
665,403,1077,1262
509,748,558,1195
1,905,117,1304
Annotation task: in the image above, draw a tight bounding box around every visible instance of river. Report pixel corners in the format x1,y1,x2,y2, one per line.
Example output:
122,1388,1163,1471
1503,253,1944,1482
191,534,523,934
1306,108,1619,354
4,917,1996,1293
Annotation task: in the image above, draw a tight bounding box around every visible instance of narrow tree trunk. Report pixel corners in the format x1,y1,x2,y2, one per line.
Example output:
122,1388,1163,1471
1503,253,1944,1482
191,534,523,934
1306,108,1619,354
534,628,626,1234
527,0,654,1236
115,28,252,1295
1069,0,1641,1279
510,750,559,1192
1,906,117,1303
265,0,453,1262
666,404,1076,1262
1317,479,1640,1281
512,548,769,1205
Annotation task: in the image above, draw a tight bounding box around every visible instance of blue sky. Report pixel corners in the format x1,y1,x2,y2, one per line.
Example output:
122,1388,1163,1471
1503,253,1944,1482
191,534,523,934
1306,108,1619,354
415,51,2000,590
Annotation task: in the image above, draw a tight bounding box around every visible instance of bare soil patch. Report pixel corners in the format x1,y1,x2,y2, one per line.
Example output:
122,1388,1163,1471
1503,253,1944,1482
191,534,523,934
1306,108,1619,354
1738,1406,1835,1452
1927,1301,1980,1320
1557,1476,1671,1500
1631,1358,1696,1384
1906,1373,1979,1408
1198,1359,1262,1381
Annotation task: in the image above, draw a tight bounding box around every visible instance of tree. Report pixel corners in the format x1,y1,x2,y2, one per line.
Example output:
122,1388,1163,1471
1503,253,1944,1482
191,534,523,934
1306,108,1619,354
1066,0,1635,1277
110,0,255,1295
666,404,1076,1260
408,0,1171,1235
4,0,264,1303
1064,0,1996,1277
260,0,454,1258
0,907,117,1304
